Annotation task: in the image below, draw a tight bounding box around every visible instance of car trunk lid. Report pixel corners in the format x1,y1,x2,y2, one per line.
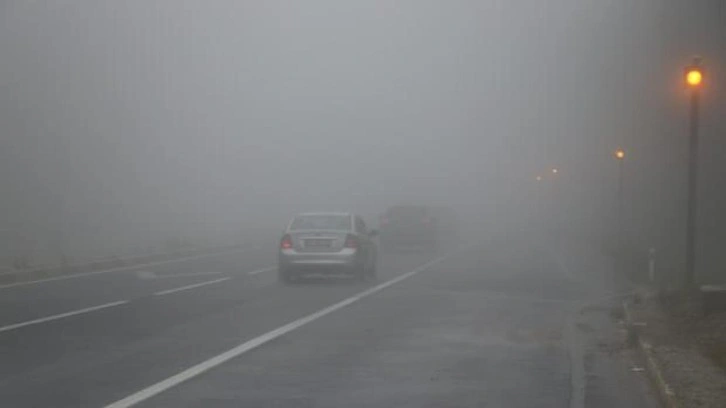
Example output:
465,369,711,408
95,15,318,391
290,231,348,252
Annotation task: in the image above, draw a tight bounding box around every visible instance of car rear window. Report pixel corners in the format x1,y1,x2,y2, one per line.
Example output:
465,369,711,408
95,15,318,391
290,215,351,231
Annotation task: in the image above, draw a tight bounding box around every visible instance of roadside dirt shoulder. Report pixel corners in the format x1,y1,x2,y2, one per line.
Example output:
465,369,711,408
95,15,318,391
628,293,726,408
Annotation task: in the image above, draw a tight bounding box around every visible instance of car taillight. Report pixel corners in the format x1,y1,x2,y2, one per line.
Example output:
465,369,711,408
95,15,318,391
280,235,293,249
344,234,359,249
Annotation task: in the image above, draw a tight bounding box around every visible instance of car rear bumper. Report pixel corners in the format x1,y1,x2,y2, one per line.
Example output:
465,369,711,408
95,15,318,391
278,249,360,274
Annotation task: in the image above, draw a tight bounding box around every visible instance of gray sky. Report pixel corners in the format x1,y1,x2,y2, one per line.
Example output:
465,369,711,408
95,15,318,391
2,1,724,268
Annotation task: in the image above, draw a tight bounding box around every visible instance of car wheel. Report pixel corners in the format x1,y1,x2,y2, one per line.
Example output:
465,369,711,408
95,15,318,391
368,257,378,281
353,263,368,283
278,267,295,285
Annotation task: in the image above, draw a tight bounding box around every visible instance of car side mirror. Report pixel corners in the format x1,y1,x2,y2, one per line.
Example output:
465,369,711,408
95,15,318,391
369,229,379,237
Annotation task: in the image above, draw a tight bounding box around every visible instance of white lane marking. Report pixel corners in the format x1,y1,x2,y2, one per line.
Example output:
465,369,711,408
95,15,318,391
0,301,128,334
566,317,586,408
247,266,276,276
0,250,245,290
104,251,459,408
0,265,275,333
153,278,231,296
137,271,226,280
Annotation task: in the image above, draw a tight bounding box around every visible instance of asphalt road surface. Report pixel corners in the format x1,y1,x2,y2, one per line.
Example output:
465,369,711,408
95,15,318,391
0,232,659,407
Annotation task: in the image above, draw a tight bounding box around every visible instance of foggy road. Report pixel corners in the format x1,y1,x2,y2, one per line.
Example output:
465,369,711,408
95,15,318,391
4,1,726,406
0,232,657,408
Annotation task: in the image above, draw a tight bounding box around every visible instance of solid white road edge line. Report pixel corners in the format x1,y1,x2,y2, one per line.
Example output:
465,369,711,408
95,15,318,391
153,277,232,296
0,249,246,290
0,301,128,334
104,251,458,408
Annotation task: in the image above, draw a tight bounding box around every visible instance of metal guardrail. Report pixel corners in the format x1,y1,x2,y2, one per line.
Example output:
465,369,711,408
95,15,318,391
0,248,198,276
0,244,241,283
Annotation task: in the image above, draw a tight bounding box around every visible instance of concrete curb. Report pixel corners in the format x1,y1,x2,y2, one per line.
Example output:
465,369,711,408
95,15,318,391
622,300,679,408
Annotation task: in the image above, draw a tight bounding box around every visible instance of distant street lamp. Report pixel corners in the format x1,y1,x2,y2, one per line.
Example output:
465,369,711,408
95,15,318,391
684,57,704,288
535,175,543,181
551,168,559,175
686,68,703,87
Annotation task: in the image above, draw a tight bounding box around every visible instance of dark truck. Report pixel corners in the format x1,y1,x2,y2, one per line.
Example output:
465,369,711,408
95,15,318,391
379,205,457,252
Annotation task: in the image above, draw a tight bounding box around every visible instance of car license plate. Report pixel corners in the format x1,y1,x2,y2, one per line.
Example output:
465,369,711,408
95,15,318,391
304,239,331,248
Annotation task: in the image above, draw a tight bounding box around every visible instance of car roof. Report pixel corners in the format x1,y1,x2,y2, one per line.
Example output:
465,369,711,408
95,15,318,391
295,212,352,217
386,205,428,212
287,212,354,231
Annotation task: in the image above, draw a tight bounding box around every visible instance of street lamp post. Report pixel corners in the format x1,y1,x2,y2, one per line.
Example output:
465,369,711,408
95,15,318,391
549,168,560,229
684,57,703,288
615,149,625,226
534,175,543,220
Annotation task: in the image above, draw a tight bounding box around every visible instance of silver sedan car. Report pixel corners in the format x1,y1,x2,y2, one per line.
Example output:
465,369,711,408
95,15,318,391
278,212,378,284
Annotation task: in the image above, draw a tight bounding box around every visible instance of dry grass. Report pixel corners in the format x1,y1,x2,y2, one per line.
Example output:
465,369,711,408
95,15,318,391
706,344,726,371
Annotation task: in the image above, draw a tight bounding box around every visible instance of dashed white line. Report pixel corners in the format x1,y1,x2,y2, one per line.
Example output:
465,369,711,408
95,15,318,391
0,265,278,333
0,300,128,334
137,271,226,280
153,278,232,296
247,266,276,275
104,251,460,408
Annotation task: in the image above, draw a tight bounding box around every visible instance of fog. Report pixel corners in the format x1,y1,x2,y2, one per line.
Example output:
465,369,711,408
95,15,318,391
1,1,725,280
